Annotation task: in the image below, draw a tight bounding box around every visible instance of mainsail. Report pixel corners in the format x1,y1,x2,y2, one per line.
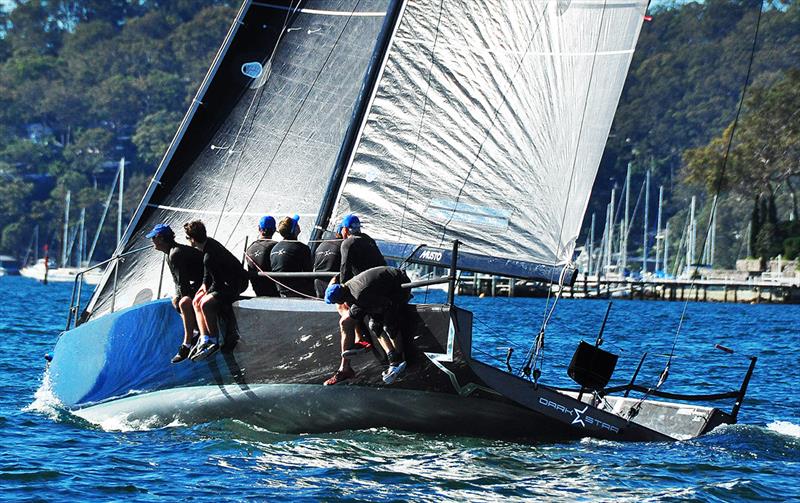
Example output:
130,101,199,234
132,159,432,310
86,0,393,318
328,0,647,282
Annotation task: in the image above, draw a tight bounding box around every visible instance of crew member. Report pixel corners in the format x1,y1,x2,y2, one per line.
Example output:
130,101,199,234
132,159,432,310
270,215,314,297
147,223,204,363
313,224,342,298
339,214,386,283
323,266,411,386
245,215,279,297
184,219,248,360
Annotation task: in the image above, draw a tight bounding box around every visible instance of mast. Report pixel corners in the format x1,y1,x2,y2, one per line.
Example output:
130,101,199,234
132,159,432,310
642,169,650,273
117,157,125,248
654,185,663,272
622,163,631,273
62,190,71,268
78,208,85,267
608,187,616,273
87,162,121,265
588,212,596,276
710,195,717,268
663,221,669,275
311,0,407,244
687,196,696,272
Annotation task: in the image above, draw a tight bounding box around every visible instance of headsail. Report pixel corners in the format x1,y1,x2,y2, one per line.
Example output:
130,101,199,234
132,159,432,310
86,0,393,318
328,0,648,281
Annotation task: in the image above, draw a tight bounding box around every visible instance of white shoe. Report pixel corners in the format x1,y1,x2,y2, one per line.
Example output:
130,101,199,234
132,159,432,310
382,361,407,384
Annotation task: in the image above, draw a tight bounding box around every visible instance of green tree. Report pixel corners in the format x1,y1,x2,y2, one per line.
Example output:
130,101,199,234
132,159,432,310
132,110,182,167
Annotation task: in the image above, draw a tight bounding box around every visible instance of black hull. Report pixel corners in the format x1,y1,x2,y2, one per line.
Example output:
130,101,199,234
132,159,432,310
50,298,733,442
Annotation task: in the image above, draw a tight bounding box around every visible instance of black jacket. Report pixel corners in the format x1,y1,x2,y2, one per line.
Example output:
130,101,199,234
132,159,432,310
201,238,248,294
168,243,204,299
270,240,314,297
246,238,279,297
339,233,386,284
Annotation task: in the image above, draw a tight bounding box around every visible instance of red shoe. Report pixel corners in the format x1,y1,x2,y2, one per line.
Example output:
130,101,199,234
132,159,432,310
342,340,373,358
324,368,355,386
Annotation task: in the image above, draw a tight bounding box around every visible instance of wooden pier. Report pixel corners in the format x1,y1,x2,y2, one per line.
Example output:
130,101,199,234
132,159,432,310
455,274,800,304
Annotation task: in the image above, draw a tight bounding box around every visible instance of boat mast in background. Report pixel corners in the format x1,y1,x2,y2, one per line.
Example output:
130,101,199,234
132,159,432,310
117,157,124,248
642,169,650,273
86,158,123,265
61,190,70,268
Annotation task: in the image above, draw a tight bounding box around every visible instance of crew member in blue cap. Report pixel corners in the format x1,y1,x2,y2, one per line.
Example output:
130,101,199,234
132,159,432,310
245,215,279,297
312,223,343,298
323,266,410,386
339,214,385,284
184,219,249,361
147,223,205,363
269,215,314,297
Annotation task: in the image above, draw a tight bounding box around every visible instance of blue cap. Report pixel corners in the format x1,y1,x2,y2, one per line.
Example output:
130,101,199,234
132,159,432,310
146,223,174,239
258,215,276,232
335,223,343,236
341,214,360,231
291,214,300,234
324,283,345,304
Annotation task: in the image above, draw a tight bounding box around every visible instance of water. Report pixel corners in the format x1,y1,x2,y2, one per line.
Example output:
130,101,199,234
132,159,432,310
1,276,798,501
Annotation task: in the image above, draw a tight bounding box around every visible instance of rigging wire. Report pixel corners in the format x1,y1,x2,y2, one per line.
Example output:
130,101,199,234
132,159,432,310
521,0,610,380
628,0,765,414
223,0,367,245
213,0,304,239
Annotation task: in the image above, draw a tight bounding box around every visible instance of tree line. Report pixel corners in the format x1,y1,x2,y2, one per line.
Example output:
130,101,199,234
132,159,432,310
0,0,798,269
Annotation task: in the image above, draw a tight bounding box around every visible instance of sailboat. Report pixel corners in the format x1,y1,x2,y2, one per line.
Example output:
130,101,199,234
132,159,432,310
21,159,126,285
43,0,755,441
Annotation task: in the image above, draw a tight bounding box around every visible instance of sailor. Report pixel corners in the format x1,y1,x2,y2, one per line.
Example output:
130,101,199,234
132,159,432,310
269,215,314,298
147,223,205,364
184,219,249,360
245,215,279,297
337,214,384,353
312,223,342,298
323,266,411,385
339,214,386,284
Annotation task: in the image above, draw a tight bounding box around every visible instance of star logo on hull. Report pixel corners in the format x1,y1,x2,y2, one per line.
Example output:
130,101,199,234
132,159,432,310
572,405,588,427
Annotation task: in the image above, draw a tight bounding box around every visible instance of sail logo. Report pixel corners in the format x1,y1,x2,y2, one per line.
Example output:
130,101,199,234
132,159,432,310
419,250,443,262
538,397,620,433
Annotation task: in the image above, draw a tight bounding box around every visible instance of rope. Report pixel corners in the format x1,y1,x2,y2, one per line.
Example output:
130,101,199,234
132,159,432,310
223,0,365,247
666,0,764,371
520,0,610,380
243,250,322,301
213,0,303,238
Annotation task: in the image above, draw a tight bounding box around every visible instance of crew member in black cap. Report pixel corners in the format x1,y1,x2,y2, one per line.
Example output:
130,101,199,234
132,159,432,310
184,219,249,361
245,215,279,297
147,223,204,363
269,215,314,297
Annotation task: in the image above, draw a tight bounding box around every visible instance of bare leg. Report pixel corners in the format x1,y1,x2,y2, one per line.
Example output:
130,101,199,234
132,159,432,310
200,294,221,337
338,306,356,372
178,296,197,345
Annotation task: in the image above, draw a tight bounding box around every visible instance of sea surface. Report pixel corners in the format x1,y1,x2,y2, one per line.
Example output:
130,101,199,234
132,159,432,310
1,275,798,501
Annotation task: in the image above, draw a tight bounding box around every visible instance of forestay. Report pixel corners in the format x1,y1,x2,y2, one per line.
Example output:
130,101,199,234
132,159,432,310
86,0,391,318
330,0,647,280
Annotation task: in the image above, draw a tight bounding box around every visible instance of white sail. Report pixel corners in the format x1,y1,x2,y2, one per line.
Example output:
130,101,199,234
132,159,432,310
331,0,647,276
